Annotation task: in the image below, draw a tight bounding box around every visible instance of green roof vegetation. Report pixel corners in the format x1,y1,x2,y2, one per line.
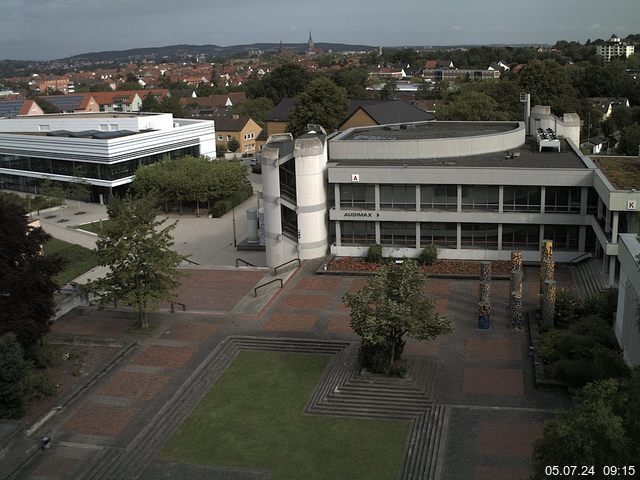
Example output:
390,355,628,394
592,156,640,190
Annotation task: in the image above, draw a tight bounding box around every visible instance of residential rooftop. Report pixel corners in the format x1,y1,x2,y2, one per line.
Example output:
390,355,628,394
592,156,640,190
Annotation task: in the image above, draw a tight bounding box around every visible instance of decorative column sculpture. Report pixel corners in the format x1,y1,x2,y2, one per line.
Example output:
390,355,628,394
511,291,523,329
478,301,491,330
539,240,553,292
542,279,557,330
478,261,492,330
510,250,523,273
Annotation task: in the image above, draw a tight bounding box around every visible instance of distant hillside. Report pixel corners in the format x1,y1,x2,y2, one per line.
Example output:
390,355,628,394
61,42,376,63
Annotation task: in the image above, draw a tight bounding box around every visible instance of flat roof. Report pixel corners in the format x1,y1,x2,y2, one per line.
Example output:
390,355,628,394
2,112,162,119
330,137,587,169
592,156,640,190
340,121,519,141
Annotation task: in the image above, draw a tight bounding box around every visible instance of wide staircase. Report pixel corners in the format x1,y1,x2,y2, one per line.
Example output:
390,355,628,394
572,258,607,299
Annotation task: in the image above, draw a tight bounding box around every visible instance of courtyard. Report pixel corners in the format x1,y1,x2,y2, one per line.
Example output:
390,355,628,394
0,259,574,480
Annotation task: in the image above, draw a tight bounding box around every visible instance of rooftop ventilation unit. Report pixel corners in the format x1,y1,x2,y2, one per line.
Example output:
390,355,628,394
266,133,294,144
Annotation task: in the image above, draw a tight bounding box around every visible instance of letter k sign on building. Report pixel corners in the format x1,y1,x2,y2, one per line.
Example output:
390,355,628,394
351,174,360,182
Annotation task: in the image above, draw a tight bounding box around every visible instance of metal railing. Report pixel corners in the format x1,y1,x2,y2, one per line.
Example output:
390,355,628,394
274,258,300,275
254,278,283,296
568,252,593,264
170,301,186,313
236,258,256,267
183,257,200,266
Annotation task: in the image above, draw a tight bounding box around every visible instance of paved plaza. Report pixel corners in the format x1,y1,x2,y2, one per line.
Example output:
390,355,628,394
0,258,575,480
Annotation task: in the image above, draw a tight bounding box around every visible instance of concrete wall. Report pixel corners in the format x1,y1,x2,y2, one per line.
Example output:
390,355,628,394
330,122,525,160
615,234,640,367
294,136,328,260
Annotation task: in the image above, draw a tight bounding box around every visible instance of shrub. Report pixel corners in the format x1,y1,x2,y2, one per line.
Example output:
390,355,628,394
552,359,598,389
570,315,618,349
366,244,383,264
211,200,233,218
580,288,618,322
24,369,56,400
0,333,27,419
556,333,598,360
592,347,631,381
538,329,564,364
418,244,438,265
554,288,579,328
24,337,55,369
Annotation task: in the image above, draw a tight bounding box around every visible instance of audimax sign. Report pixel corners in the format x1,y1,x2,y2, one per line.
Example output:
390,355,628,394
341,211,380,218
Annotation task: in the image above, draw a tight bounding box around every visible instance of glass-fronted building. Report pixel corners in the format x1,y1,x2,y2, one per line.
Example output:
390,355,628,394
0,112,215,201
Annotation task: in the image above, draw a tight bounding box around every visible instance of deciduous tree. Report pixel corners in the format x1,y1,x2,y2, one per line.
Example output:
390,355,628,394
343,261,453,375
0,333,27,419
287,77,348,136
0,197,61,348
88,196,185,328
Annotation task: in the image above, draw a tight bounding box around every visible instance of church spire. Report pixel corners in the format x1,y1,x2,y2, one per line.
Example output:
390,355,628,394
307,30,314,53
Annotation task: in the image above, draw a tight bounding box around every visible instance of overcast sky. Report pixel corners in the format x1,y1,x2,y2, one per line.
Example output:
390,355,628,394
1,0,638,60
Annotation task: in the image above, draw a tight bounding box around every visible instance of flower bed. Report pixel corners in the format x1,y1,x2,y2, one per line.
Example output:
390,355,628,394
328,257,512,276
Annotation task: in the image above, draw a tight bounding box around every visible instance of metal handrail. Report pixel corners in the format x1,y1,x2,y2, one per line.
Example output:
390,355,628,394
254,278,283,296
170,301,186,313
236,258,256,267
568,252,593,264
273,258,300,275
183,257,200,266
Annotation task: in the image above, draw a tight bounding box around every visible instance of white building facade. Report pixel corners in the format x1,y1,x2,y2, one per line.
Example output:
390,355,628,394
0,112,215,201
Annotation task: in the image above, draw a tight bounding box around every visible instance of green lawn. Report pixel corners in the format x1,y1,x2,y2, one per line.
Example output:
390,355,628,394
43,238,99,286
75,219,112,234
159,351,410,480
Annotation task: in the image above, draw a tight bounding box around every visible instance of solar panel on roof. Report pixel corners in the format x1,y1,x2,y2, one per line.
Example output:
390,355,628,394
0,100,25,117
43,95,84,110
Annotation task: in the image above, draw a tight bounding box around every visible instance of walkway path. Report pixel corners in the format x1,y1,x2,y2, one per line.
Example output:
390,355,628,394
0,261,574,480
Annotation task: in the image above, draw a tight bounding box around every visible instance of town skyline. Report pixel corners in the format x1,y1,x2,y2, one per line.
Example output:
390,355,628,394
1,0,638,61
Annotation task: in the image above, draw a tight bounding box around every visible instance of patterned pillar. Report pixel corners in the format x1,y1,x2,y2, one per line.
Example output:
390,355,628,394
539,240,554,296
479,281,490,304
539,258,555,306
542,279,557,329
478,301,491,330
511,291,523,329
480,261,492,282
510,250,523,273
510,269,523,309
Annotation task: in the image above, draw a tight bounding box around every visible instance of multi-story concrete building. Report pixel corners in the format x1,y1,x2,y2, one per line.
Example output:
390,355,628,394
260,107,640,291
0,112,215,201
596,34,635,62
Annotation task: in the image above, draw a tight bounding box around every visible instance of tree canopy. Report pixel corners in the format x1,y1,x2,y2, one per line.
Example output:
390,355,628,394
245,64,313,104
131,156,247,212
532,373,640,477
286,77,348,136
0,197,61,348
343,261,453,375
235,97,274,128
88,196,185,328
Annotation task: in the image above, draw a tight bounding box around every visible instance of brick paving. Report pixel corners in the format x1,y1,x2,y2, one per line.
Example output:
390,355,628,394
463,368,525,396
132,345,196,369
97,371,171,400
62,403,138,437
263,311,320,332
171,269,266,311
476,421,545,457
158,321,219,342
10,262,580,480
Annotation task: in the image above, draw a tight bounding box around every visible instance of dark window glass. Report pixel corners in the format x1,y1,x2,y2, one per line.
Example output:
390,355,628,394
340,184,375,209
545,187,580,214
544,224,579,251
503,186,541,212
421,185,457,210
281,205,297,240
461,223,499,249
341,221,376,245
502,224,540,250
380,222,415,246
279,159,296,202
380,185,416,210
420,222,457,248
461,186,499,211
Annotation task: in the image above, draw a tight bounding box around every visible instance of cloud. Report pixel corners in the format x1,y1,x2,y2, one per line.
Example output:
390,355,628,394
451,25,462,31
589,23,603,30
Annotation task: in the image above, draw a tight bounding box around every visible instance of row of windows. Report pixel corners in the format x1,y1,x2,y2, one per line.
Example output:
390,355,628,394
339,185,591,214
340,222,579,251
0,146,199,181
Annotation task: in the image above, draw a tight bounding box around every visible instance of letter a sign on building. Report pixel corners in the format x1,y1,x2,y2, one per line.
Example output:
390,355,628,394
351,174,360,182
